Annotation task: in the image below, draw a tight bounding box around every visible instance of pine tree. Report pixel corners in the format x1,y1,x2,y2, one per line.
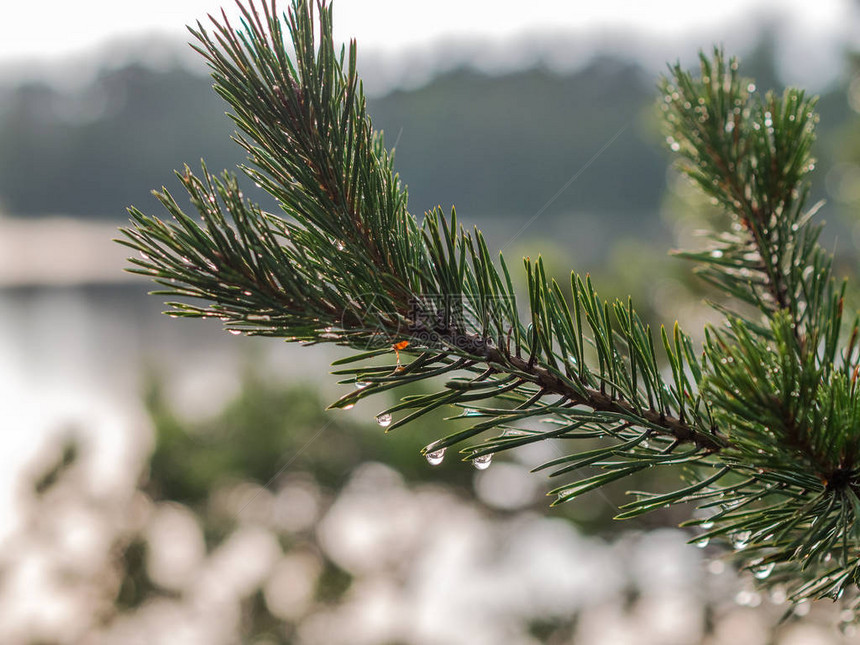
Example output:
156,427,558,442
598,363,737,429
117,0,860,621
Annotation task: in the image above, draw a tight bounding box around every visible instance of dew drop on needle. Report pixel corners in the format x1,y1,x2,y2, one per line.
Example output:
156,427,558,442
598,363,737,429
376,413,392,427
425,448,445,466
472,454,492,470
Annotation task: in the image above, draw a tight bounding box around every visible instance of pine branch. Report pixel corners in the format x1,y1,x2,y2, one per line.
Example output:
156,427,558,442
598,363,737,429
120,0,717,456
117,0,860,614
661,50,832,344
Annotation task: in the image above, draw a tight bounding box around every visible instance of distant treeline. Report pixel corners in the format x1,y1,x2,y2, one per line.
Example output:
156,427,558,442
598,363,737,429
0,37,849,229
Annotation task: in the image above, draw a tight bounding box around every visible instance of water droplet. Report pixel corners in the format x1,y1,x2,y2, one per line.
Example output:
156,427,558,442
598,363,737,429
376,413,392,427
425,448,445,466
472,454,492,470
725,120,735,133
342,403,354,410
711,249,724,258
707,560,725,575
731,530,751,549
701,520,714,530
355,380,370,389
336,240,345,251
747,83,756,93
752,561,774,580
228,329,241,336
696,537,710,548
824,552,833,563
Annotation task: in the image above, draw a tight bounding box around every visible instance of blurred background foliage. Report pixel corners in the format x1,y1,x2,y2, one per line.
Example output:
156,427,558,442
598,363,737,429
0,34,806,222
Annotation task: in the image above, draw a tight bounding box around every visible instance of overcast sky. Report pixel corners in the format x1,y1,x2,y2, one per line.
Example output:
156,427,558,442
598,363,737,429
3,0,859,90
